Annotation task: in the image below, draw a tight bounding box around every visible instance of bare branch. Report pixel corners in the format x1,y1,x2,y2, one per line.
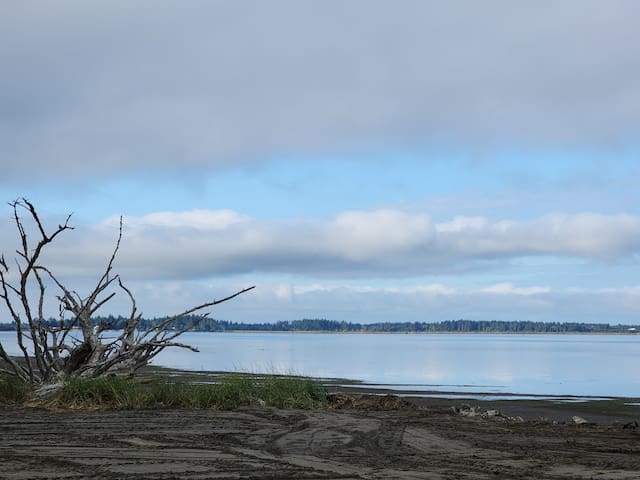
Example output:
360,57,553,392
0,199,254,385
142,286,256,338
0,343,30,381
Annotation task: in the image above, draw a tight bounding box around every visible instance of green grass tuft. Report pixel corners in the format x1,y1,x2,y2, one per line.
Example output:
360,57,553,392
148,381,223,408
54,375,147,409
211,375,261,409
0,373,31,403
260,375,328,409
46,373,327,410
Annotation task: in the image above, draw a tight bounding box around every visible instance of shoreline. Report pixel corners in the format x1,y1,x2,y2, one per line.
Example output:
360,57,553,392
4,357,639,424
147,366,640,425
3,329,639,335
2,365,640,478
144,329,640,336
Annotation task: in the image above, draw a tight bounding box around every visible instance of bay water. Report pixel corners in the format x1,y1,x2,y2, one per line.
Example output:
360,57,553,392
1,331,637,399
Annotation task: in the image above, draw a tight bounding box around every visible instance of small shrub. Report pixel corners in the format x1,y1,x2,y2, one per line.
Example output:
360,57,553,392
0,373,31,403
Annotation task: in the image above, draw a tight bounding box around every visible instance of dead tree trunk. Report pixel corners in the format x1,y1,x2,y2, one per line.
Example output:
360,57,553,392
0,198,254,385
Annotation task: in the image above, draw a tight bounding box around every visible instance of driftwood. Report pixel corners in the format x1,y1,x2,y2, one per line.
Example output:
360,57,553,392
0,198,254,384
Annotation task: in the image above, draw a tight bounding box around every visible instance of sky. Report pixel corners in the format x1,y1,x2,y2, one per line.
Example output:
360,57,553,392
1,1,640,325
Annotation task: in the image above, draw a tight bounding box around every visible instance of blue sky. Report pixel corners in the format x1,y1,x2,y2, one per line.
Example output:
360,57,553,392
1,1,640,324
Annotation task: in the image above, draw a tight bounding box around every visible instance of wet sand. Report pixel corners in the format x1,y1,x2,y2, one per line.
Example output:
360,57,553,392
1,397,639,480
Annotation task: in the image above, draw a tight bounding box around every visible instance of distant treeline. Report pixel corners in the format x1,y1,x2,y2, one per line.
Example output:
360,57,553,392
0,316,638,334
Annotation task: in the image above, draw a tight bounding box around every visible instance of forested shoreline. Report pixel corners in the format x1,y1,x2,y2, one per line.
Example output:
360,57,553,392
1,316,638,334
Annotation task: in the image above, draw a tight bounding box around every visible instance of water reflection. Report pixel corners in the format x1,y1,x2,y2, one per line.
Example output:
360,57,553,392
1,331,637,398
149,332,638,398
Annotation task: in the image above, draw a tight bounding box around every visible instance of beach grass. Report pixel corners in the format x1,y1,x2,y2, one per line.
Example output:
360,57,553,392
52,375,148,409
42,373,327,410
0,373,31,403
260,375,328,408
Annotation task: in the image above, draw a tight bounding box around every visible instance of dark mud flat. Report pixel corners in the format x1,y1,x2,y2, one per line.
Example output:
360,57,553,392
1,403,639,480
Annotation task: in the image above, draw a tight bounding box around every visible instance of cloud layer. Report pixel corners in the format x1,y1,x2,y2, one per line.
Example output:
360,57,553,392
2,207,639,323
265,283,640,323
13,208,638,280
2,1,640,181
111,280,640,324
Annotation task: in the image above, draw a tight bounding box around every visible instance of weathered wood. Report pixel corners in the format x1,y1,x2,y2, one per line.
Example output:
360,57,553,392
0,198,254,385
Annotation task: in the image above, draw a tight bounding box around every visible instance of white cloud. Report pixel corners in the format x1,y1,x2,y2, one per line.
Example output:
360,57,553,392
327,209,434,261
5,210,640,322
7,208,639,281
273,283,293,302
138,281,640,324
292,283,457,296
436,216,489,233
292,282,552,301
101,210,250,231
4,202,640,323
382,284,459,296
480,283,551,296
435,213,640,259
293,284,335,295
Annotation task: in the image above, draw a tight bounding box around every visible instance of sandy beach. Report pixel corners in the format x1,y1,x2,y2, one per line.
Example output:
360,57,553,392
1,394,639,480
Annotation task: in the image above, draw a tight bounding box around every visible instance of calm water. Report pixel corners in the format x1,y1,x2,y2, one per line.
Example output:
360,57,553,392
1,331,638,398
